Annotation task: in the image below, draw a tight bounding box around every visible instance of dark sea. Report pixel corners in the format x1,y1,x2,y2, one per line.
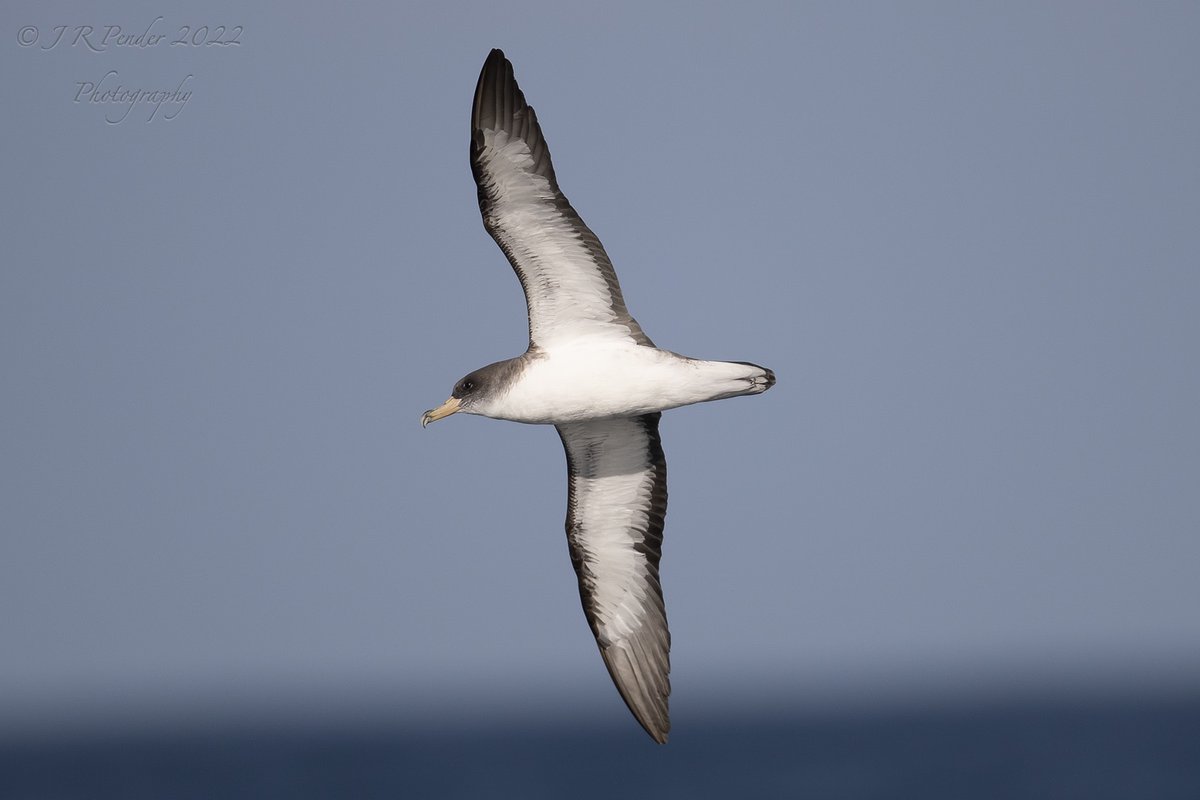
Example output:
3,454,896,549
3,693,1199,799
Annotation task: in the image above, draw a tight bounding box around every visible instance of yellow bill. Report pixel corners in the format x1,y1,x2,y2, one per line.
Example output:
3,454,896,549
421,396,462,428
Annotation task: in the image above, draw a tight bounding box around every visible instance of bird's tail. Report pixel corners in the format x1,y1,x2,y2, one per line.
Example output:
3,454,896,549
729,361,775,395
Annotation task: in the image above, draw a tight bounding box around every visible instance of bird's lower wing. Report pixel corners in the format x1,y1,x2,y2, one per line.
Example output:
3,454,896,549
556,413,670,743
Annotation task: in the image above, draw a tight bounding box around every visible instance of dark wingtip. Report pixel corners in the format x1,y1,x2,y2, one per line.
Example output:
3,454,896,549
482,48,507,74
470,48,558,191
764,367,776,388
636,712,670,745
473,48,522,141
599,643,671,746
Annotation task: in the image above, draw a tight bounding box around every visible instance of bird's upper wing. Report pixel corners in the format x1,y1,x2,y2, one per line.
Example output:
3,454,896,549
471,49,653,350
556,413,671,743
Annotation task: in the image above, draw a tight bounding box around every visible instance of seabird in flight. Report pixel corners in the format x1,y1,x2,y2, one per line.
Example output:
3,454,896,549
422,49,775,744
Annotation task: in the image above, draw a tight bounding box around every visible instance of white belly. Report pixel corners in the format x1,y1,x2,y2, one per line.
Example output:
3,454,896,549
482,343,764,424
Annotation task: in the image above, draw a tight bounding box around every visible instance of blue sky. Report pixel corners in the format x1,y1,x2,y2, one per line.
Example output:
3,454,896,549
2,1,1198,734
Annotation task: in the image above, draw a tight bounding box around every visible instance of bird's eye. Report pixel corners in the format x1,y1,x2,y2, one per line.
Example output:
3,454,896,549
460,380,475,393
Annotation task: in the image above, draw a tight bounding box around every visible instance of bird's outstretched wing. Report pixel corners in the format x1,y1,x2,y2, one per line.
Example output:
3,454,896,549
471,49,653,350
556,413,671,743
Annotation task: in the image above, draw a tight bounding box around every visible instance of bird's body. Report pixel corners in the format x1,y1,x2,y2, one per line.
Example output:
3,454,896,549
422,50,775,744
464,346,772,425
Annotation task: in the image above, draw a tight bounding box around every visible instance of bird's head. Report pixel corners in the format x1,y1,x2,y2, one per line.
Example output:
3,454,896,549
421,361,515,427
